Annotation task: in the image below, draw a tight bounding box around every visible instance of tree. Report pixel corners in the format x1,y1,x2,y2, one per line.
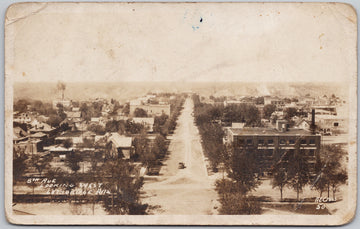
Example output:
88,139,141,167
286,142,310,201
80,103,92,123
66,151,82,174
47,114,63,128
284,107,297,121
263,104,276,119
227,149,261,195
63,139,73,149
57,81,66,100
133,132,149,162
215,179,262,215
88,124,106,135
134,108,148,117
14,99,30,113
101,157,148,214
270,163,288,201
30,154,52,176
13,146,28,183
317,144,348,199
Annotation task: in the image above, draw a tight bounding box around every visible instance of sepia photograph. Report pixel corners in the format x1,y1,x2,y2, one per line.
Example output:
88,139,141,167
4,2,357,225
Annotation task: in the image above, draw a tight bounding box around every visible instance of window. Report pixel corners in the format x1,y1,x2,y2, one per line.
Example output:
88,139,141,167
308,149,315,156
300,139,307,145
247,139,253,145
258,139,264,145
309,139,316,145
289,139,295,145
334,122,339,127
266,149,273,156
267,139,274,145
280,139,286,145
237,139,244,146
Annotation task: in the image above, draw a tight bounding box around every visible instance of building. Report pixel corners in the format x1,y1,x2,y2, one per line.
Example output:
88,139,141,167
224,120,321,175
130,104,170,116
132,117,155,132
107,133,133,159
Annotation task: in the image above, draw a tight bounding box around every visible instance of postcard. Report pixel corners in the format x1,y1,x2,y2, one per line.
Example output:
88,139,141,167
4,2,357,225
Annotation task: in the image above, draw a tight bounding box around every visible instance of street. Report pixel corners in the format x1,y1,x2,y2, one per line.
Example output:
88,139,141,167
142,98,218,215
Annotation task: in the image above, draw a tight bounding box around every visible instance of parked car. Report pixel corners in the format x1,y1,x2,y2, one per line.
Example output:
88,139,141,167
178,162,186,169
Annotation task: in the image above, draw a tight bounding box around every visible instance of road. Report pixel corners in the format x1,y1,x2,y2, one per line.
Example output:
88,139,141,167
142,98,218,215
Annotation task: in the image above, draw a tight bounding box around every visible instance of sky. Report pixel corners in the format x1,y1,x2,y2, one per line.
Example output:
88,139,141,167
5,2,357,83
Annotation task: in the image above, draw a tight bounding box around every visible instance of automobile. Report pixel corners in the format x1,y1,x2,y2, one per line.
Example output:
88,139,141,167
178,162,186,169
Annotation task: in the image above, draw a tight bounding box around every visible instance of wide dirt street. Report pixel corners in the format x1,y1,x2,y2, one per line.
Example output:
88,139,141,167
142,98,218,215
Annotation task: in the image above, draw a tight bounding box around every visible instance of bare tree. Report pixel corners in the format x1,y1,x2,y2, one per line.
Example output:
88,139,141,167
57,81,66,100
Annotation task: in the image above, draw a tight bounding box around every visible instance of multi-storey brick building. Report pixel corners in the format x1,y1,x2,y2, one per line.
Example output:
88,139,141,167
224,120,321,175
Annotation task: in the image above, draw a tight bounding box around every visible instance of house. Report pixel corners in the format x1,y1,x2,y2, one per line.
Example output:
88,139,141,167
65,111,82,123
107,133,133,159
130,104,171,116
314,115,348,135
29,121,55,136
13,126,28,143
132,117,155,132
13,112,33,124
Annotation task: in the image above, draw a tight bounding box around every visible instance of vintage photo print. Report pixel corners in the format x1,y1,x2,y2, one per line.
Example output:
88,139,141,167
4,2,357,225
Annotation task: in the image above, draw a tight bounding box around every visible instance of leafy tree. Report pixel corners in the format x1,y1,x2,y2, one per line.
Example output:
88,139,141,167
317,144,348,199
134,108,148,117
14,99,30,113
30,154,53,176
13,146,28,183
270,163,288,201
88,124,106,135
133,132,149,162
227,149,261,194
80,103,92,122
105,120,126,134
215,179,261,215
47,114,63,128
263,104,276,119
284,107,297,121
101,157,148,214
57,81,66,100
63,139,73,149
286,142,310,201
66,151,82,174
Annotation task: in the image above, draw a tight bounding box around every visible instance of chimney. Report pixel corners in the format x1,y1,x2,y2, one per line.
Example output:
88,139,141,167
310,109,316,134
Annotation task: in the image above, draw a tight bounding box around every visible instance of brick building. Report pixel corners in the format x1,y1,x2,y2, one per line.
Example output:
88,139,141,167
224,120,321,175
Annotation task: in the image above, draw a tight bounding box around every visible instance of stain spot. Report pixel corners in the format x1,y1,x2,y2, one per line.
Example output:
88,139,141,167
107,49,115,59
320,46,323,50
132,9,135,12
319,33,324,39
278,12,280,14
200,17,203,23
260,14,262,16
22,72,26,77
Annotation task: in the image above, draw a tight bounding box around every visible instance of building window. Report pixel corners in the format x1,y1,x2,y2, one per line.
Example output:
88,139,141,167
308,149,315,156
247,139,253,145
334,122,339,127
309,139,316,145
289,139,295,145
266,149,273,156
280,139,286,145
237,139,244,146
267,139,274,145
300,139,307,145
258,139,264,145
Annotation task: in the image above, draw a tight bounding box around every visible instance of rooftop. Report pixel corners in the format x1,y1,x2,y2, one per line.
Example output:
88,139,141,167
229,127,313,136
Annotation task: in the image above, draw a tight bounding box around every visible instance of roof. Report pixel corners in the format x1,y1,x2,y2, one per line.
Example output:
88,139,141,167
229,127,312,136
108,133,132,148
48,145,74,152
132,117,155,125
29,122,54,132
30,132,47,138
66,111,81,118
13,127,28,140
